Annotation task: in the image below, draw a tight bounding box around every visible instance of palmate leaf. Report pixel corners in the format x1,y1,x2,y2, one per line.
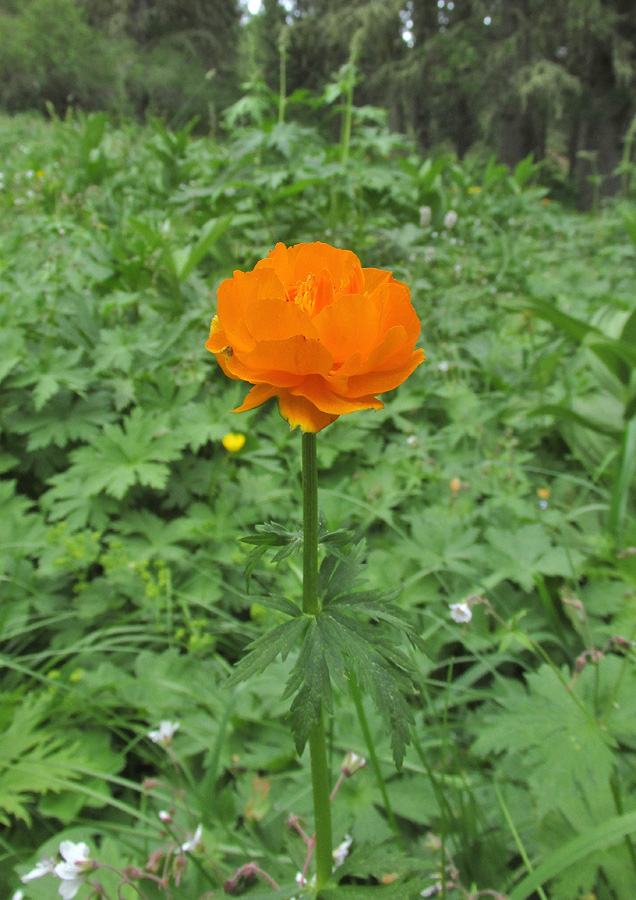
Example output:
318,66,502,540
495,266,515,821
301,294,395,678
473,664,616,829
45,406,185,506
9,391,116,451
226,615,307,688
231,541,420,765
13,346,91,411
282,596,418,765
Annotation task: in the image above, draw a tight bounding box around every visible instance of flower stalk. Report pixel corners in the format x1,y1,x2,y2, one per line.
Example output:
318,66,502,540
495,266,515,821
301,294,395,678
302,432,333,890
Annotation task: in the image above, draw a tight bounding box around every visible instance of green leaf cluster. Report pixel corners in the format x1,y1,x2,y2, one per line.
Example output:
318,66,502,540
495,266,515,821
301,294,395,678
230,541,420,768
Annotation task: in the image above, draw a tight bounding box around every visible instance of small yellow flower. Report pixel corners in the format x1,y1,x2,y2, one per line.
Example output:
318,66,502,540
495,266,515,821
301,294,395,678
222,432,246,452
468,185,482,194
450,477,461,493
537,488,550,499
36,170,45,178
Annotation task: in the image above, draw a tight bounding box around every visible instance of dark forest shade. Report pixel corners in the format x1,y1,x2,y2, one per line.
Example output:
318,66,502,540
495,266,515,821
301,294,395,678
0,0,635,202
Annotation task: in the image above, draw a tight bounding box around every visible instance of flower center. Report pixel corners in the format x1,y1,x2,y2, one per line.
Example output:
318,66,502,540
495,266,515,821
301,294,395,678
286,274,316,316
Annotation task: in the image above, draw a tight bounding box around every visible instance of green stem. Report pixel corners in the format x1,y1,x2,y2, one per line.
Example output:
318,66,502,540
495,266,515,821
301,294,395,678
309,716,333,890
340,67,354,168
302,432,333,890
494,782,549,900
349,673,403,849
278,26,288,125
302,433,319,616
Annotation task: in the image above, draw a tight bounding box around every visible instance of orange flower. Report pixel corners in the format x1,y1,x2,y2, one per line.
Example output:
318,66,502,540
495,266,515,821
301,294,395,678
206,242,425,432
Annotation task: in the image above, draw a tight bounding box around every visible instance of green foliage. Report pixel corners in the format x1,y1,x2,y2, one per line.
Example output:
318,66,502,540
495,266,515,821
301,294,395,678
0,0,129,114
1,101,636,900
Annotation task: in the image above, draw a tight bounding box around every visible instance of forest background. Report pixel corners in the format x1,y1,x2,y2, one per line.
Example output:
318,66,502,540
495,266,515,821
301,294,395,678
1,0,636,207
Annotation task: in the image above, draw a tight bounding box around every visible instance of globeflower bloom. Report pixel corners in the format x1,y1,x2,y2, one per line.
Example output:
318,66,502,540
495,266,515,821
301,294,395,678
206,242,425,432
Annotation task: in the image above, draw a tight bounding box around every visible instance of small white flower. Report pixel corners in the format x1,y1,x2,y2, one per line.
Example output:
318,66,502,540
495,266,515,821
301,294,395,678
332,834,353,868
419,205,432,227
407,435,418,447
148,720,179,746
158,810,172,823
342,750,366,776
437,360,449,372
449,602,472,624
54,841,92,900
26,169,34,178
444,210,457,229
449,236,457,245
454,263,462,275
421,882,442,897
21,857,57,883
181,824,203,853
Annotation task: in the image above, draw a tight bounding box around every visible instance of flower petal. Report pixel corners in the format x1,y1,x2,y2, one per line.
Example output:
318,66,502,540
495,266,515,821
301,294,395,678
344,349,425,396
244,297,317,342
59,843,89,866
292,243,361,295
233,383,279,413
217,268,285,353
313,293,380,365
57,878,83,900
216,347,302,387
277,392,339,432
237,336,333,378
290,376,384,415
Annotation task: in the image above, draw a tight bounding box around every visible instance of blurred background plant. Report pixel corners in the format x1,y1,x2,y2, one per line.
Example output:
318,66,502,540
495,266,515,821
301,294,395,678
1,0,636,207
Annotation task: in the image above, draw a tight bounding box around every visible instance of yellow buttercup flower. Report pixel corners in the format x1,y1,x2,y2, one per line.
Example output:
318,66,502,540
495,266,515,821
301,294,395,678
468,185,482,194
222,432,246,452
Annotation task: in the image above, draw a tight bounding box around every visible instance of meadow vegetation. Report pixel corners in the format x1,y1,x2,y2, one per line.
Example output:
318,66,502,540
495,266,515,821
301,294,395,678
1,92,636,900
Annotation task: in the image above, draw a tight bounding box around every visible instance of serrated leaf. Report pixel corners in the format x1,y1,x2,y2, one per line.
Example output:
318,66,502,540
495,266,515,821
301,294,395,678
226,617,308,688
284,621,333,754
473,664,616,829
244,594,301,618
240,521,303,548
44,407,184,504
318,541,367,603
